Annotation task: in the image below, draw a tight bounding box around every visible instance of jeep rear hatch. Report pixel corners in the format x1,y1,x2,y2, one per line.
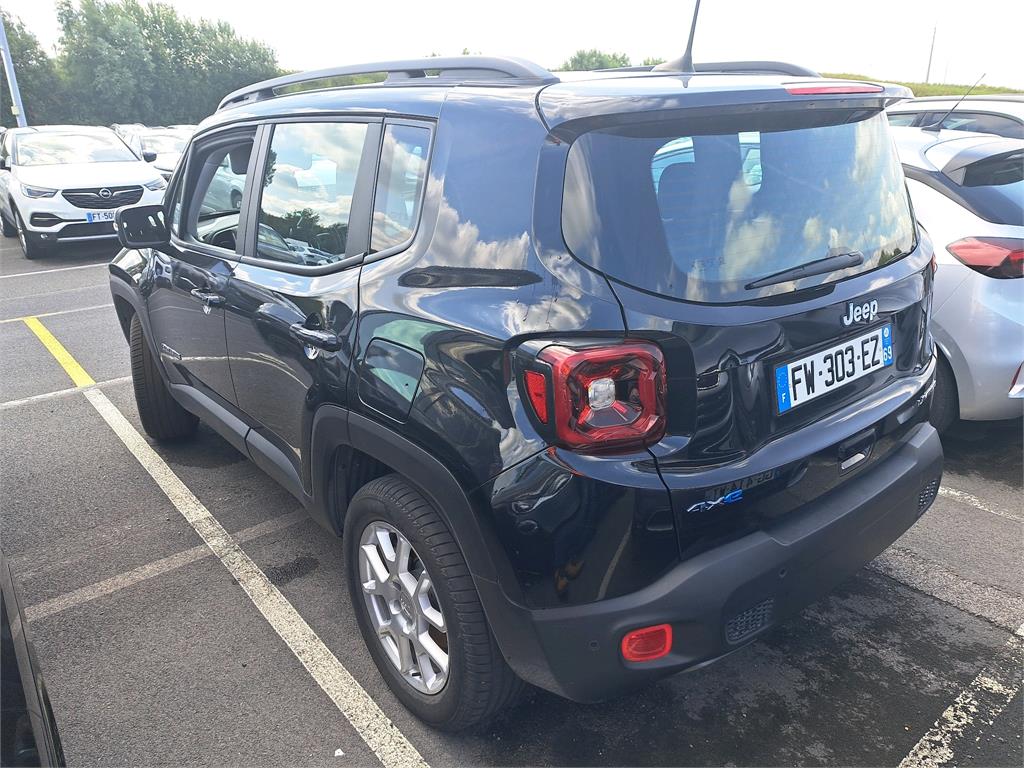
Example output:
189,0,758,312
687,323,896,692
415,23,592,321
546,76,935,559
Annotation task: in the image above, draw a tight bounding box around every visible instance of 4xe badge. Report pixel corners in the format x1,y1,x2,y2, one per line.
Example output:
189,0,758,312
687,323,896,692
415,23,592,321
842,299,878,326
687,489,743,514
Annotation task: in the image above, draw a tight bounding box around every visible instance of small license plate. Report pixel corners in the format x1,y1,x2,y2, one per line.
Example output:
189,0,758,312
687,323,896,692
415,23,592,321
775,324,893,413
85,210,116,223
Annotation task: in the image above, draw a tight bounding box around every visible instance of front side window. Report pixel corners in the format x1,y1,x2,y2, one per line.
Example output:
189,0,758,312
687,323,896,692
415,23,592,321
186,138,253,252
370,124,430,252
562,110,916,303
256,121,369,267
15,132,138,166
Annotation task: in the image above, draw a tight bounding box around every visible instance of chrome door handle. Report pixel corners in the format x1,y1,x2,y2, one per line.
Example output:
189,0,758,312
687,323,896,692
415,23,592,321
289,323,342,352
190,288,224,307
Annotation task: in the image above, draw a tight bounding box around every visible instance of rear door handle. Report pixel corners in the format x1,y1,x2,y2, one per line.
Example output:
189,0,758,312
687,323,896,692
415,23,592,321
190,288,224,307
289,323,342,352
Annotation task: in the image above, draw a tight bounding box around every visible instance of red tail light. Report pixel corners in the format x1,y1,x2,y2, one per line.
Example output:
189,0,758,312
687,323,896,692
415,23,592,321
947,237,1024,279
621,624,673,662
784,83,884,95
522,341,666,453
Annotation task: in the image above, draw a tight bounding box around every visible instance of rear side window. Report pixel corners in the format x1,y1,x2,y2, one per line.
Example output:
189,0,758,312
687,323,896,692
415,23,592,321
927,111,1024,140
370,124,430,253
257,121,370,266
562,111,916,303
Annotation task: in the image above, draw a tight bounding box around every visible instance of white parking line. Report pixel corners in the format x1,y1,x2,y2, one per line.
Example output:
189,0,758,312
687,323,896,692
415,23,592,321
0,262,107,279
0,376,131,411
0,302,114,324
26,511,308,622
83,388,427,768
937,486,1023,524
899,623,1024,768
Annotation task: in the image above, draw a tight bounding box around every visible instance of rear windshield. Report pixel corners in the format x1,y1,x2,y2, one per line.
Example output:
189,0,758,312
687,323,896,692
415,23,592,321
562,110,916,302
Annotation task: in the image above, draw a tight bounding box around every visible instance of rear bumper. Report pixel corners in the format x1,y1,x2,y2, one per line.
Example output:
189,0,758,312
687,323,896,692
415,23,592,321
482,421,942,702
934,271,1024,421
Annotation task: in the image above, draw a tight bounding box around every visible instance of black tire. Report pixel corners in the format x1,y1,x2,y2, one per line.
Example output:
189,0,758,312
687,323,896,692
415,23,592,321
15,210,45,260
129,315,198,441
930,353,958,434
344,474,524,731
1,207,16,237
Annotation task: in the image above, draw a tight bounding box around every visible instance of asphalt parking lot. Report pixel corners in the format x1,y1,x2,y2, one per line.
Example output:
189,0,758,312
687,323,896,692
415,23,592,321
1,236,1021,768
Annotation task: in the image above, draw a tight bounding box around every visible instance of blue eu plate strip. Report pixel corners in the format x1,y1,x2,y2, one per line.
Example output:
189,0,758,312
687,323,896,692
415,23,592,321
776,364,791,413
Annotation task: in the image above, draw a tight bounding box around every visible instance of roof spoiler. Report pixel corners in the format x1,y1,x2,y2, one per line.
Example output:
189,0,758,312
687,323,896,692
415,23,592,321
217,56,557,111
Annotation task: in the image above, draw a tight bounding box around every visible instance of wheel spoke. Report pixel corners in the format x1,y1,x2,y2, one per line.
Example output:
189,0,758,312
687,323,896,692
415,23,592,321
418,632,449,674
395,536,413,577
396,632,416,674
416,574,445,631
375,528,397,568
360,543,390,586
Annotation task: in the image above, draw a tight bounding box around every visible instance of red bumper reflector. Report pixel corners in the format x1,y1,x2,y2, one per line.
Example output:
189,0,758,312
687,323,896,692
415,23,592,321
523,369,549,423
621,623,672,662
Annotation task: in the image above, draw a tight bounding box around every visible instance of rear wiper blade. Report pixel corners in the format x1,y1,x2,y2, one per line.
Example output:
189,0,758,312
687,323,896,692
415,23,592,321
745,249,864,290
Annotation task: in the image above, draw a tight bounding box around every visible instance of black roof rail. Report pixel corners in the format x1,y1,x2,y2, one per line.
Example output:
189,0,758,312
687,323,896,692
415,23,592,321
693,61,820,77
217,56,557,111
595,61,820,77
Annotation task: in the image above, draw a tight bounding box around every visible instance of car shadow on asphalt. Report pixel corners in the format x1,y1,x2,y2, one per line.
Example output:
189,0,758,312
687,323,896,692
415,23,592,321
941,418,1022,486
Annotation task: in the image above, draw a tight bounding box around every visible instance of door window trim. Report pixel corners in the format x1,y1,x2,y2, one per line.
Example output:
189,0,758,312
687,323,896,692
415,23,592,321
169,126,259,263
236,116,384,276
364,117,435,264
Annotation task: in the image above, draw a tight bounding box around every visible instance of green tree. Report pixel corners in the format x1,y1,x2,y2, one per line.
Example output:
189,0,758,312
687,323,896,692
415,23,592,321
560,49,631,71
0,11,64,127
642,57,666,67
56,0,157,123
54,0,280,125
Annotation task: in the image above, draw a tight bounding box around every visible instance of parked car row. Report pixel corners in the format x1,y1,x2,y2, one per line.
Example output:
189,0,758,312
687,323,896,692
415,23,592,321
0,122,219,260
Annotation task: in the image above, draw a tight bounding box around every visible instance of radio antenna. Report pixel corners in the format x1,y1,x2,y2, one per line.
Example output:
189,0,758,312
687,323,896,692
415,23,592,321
653,0,702,74
923,73,985,133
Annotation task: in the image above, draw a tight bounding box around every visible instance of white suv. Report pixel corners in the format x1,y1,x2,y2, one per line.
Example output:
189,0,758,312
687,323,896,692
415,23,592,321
0,126,166,259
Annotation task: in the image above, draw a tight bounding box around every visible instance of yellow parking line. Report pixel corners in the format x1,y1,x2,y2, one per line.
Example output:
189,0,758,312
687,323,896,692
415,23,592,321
22,316,96,387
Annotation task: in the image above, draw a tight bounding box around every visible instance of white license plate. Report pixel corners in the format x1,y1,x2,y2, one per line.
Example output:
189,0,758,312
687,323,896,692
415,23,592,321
775,324,893,413
85,210,116,223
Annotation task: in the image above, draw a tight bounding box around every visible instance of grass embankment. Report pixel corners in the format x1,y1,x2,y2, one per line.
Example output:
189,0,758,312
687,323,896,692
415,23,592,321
823,73,1023,97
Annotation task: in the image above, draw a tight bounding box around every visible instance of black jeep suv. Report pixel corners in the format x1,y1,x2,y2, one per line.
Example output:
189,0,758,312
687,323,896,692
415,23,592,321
109,56,943,730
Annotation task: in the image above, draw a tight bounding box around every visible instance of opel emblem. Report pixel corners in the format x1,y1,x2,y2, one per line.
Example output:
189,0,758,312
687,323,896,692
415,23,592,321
99,188,113,199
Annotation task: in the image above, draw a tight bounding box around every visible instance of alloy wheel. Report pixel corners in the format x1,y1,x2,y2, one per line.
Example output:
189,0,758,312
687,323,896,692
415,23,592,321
357,521,449,694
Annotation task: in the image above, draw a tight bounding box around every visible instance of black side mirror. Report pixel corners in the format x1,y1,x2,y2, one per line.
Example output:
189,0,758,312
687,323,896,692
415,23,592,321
115,204,169,248
142,150,157,163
